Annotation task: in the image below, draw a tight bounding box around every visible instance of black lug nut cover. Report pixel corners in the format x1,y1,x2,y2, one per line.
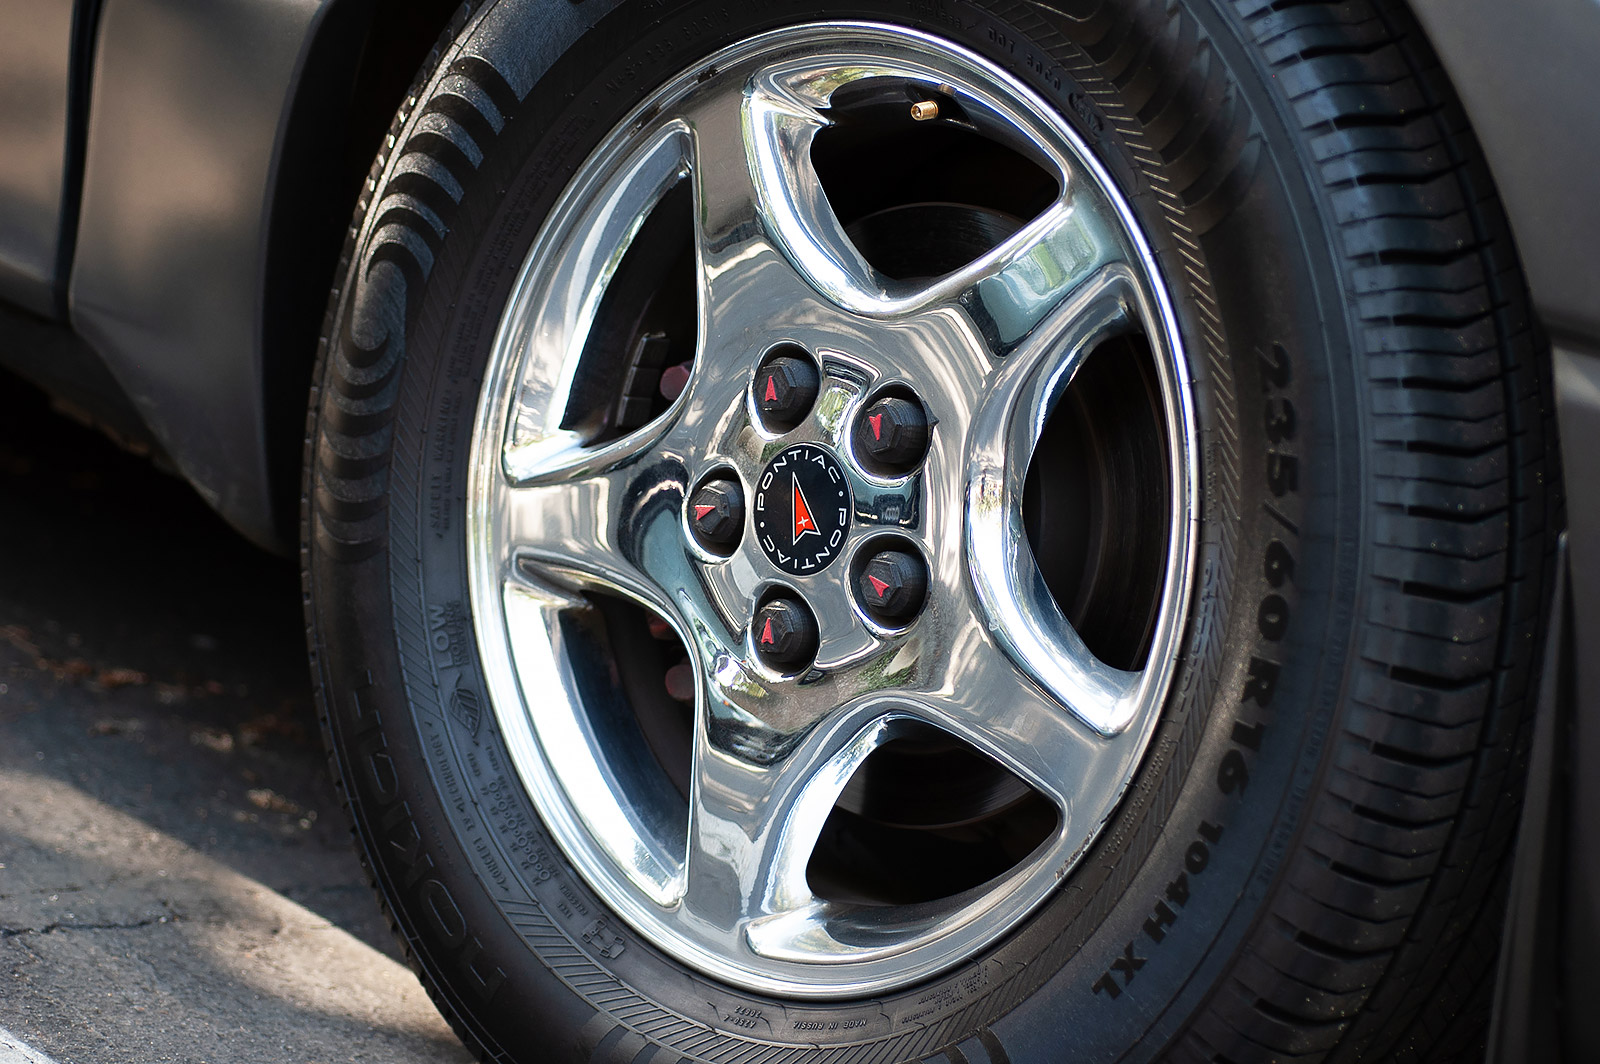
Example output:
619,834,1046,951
855,395,929,469
859,549,928,623
755,355,820,428
752,598,818,669
689,479,744,549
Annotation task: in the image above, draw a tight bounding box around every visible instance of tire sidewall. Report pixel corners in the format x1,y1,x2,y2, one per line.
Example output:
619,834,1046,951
308,0,1361,1059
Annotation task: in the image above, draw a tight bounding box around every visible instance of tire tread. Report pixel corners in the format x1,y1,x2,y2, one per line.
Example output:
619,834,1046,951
1179,1,1559,1060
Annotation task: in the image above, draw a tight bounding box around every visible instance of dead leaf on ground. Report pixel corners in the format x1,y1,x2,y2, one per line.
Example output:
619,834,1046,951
246,788,303,815
0,625,41,661
190,727,235,754
97,667,149,688
238,710,306,748
44,659,95,681
88,717,146,737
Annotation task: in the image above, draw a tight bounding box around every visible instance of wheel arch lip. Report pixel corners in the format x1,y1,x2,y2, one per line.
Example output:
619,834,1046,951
1404,0,1600,348
61,0,465,552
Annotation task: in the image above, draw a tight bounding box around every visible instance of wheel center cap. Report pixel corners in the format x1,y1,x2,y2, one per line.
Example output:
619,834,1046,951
753,444,852,574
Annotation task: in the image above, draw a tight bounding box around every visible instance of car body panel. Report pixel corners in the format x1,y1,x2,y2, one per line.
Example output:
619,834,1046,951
1554,344,1600,1062
0,0,79,318
66,0,330,549
1408,0,1600,345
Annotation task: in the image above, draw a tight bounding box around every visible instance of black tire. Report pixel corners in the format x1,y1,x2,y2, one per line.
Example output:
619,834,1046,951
303,1,1559,1061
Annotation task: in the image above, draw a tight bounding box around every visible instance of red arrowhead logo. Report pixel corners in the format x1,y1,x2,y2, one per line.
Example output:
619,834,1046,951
764,375,778,403
693,504,717,522
867,574,890,598
760,617,775,645
869,413,883,441
791,474,817,544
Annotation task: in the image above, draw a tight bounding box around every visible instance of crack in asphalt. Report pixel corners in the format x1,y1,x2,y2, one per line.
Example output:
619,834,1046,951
0,886,89,901
1,915,179,939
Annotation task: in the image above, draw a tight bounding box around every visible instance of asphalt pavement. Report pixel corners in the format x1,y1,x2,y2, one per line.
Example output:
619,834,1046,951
0,375,475,1064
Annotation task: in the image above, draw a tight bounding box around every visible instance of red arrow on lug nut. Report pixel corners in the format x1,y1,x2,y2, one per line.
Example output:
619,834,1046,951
760,617,775,645
868,575,890,598
764,375,778,403
869,413,883,441
693,504,717,522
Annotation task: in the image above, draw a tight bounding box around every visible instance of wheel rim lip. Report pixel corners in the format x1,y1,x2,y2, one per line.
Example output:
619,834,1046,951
465,22,1198,997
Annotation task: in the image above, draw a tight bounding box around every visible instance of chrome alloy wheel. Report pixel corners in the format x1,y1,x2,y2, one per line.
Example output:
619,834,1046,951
466,22,1197,998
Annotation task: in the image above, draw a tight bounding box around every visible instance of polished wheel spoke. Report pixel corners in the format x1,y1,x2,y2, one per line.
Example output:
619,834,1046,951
906,192,1130,357
965,268,1157,735
681,64,899,323
496,126,694,484
487,451,707,909
496,451,679,601
681,698,893,934
499,573,689,906
906,613,1141,811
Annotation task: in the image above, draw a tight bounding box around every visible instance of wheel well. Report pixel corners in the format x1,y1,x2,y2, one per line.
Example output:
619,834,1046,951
261,0,468,543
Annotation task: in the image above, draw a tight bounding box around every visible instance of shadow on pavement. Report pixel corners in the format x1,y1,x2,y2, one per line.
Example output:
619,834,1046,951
0,372,473,1062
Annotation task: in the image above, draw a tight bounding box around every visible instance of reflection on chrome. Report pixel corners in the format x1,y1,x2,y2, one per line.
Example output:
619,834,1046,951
465,22,1197,997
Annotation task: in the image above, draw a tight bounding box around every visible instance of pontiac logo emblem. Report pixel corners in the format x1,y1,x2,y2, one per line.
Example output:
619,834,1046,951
754,444,851,574
791,475,818,544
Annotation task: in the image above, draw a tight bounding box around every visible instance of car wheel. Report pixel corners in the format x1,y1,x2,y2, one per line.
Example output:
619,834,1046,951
303,0,1559,1061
